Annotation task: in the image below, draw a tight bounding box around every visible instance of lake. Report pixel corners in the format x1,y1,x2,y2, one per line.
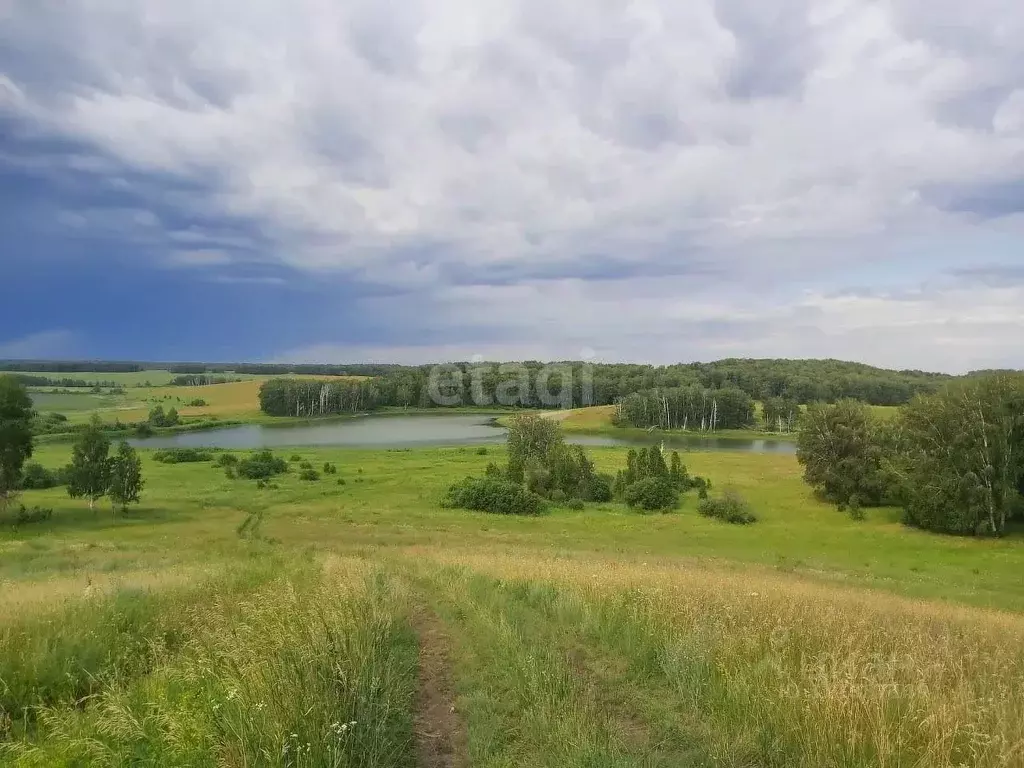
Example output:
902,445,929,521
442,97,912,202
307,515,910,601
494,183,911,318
130,414,797,454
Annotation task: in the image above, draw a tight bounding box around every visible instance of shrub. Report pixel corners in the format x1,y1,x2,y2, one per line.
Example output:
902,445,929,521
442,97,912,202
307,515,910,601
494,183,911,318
255,479,267,490
566,498,585,511
699,490,757,524
337,478,347,486
289,454,303,462
186,398,208,407
476,446,489,455
524,458,551,497
134,423,155,438
322,462,337,475
20,462,59,490
298,461,313,470
224,466,236,479
550,488,567,503
299,469,320,481
236,451,289,480
443,477,547,516
14,505,53,525
582,473,614,503
152,448,213,464
623,478,679,512
484,462,504,479
216,454,239,468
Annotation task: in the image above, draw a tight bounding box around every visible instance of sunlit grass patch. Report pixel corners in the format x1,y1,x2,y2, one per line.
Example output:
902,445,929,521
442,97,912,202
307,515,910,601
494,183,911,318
406,551,1024,768
2,557,418,767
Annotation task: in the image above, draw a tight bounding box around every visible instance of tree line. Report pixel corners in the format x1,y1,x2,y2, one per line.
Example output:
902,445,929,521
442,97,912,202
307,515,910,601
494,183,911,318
3,358,977,407
614,386,756,431
9,374,122,389
258,358,972,418
796,374,1024,536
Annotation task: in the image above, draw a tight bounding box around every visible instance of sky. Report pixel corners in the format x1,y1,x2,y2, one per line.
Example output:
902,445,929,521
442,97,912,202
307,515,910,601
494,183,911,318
1,1,1022,373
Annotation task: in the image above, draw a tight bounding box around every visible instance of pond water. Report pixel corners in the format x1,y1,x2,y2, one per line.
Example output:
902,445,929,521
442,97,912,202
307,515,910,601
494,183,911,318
129,414,797,454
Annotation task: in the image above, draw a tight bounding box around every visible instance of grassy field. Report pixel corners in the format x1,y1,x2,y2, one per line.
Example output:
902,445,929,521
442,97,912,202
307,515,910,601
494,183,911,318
30,374,373,428
2,442,1023,765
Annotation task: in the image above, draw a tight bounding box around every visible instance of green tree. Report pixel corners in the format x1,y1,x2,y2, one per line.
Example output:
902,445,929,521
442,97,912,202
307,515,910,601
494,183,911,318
147,404,166,426
66,417,112,513
796,400,885,507
505,414,564,482
109,441,144,514
669,451,688,488
647,445,669,478
895,376,1024,536
0,375,34,510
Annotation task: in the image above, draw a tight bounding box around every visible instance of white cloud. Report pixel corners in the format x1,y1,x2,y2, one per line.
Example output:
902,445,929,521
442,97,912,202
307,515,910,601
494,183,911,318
2,0,1023,370
166,249,232,267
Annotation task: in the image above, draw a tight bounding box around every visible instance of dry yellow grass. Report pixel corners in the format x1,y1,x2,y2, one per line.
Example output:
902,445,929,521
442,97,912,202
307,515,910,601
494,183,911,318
0,566,209,621
405,547,1024,767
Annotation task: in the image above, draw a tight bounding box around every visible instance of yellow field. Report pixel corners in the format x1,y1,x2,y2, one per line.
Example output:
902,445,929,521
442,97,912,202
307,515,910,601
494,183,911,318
59,374,371,425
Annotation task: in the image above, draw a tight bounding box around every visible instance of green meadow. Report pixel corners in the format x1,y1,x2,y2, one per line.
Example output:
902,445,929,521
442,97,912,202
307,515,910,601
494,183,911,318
2,441,1023,766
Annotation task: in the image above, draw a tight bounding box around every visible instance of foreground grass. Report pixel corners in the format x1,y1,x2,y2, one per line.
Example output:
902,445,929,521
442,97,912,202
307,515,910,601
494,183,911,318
3,443,1024,765
409,553,1024,767
2,556,417,767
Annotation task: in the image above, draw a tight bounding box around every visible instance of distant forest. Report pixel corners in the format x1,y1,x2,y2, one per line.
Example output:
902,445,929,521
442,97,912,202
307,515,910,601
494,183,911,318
254,359,972,418
2,357,989,412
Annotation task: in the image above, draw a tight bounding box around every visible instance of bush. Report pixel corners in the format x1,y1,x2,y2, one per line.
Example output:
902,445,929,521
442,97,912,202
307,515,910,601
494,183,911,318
236,451,289,480
152,448,213,464
322,462,337,475
289,455,303,462
484,462,504,479
298,461,313,470
566,498,585,511
216,454,239,467
582,473,614,503
699,490,757,524
623,478,679,512
186,398,208,407
443,477,547,516
20,462,59,490
134,423,155,438
14,505,53,525
224,466,236,479
476,446,489,455
299,469,320,481
337,478,347,486
550,488,567,503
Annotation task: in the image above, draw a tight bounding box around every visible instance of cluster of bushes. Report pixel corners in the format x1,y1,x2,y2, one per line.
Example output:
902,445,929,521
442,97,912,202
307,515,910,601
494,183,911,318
220,452,344,485
443,476,546,516
699,490,757,524
147,405,180,428
612,446,710,512
235,451,289,480
30,412,70,436
152,448,214,464
186,398,208,407
19,462,66,490
7,504,54,525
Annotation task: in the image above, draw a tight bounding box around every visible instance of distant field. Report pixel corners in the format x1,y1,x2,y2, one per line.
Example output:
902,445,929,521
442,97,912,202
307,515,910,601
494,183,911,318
29,391,132,413
29,374,374,426
13,369,270,387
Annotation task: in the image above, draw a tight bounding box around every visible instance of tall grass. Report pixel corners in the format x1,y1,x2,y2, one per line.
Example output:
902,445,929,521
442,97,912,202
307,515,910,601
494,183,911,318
2,558,418,767
411,551,1024,767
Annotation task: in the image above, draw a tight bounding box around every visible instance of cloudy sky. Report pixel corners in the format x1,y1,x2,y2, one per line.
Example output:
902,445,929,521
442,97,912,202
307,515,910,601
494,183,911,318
1,1,1022,372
